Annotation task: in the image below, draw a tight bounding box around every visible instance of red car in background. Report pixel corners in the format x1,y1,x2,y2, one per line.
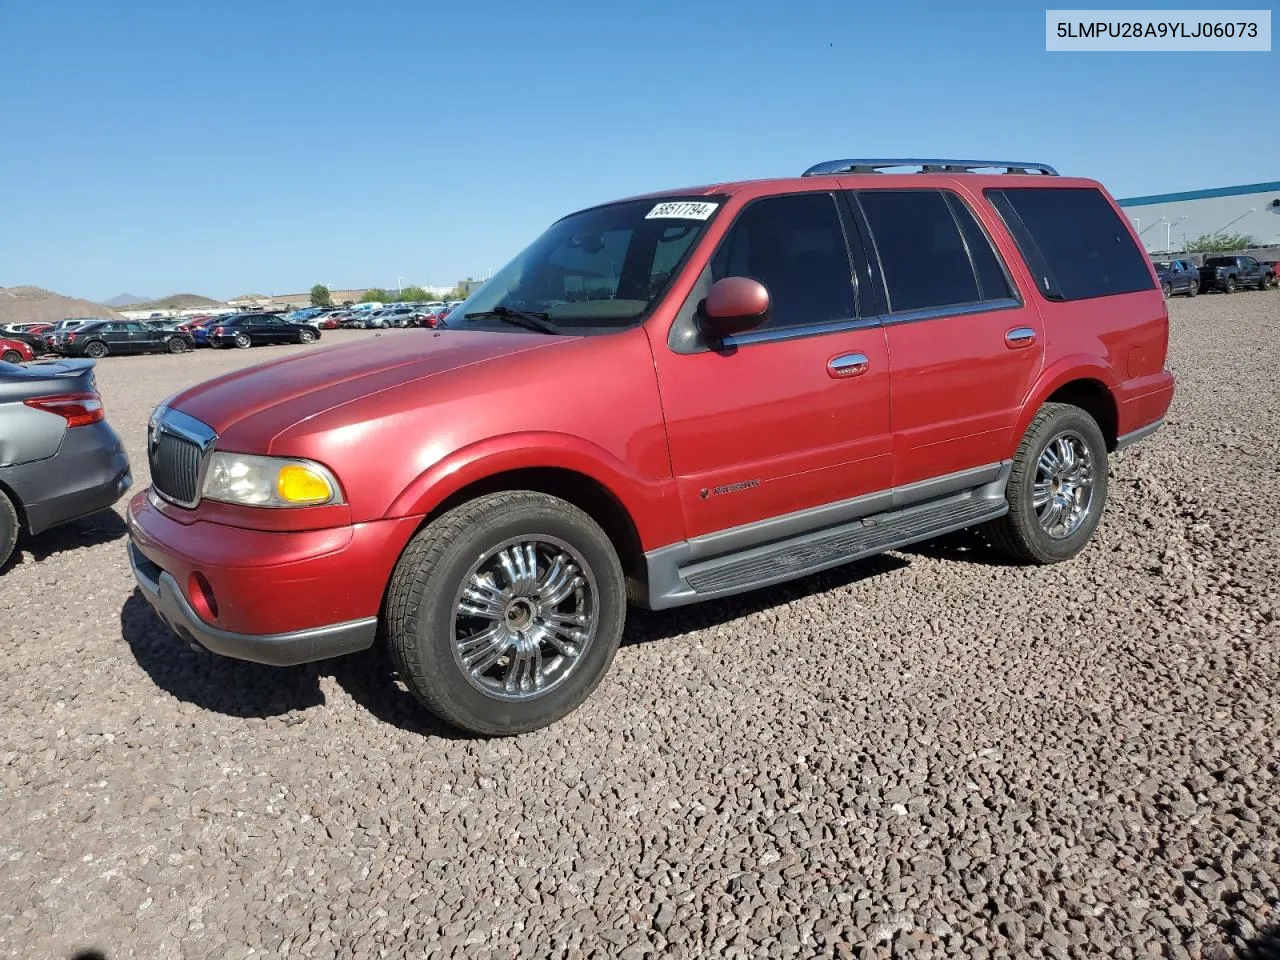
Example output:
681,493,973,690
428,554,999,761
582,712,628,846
0,338,35,364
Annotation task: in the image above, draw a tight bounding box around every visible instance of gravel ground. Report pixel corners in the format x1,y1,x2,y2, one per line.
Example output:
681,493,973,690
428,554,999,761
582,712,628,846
1,302,1278,960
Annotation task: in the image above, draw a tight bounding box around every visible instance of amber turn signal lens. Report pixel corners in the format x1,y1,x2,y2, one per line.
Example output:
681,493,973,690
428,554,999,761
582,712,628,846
275,464,334,504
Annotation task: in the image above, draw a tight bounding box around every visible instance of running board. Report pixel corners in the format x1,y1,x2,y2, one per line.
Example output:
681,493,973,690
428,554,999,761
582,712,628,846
645,485,1008,609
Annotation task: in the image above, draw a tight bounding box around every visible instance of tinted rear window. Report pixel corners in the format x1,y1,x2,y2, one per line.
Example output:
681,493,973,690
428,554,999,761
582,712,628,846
985,187,1155,301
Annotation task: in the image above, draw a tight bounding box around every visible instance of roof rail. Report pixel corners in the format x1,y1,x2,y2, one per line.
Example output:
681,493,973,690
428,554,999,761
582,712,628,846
802,158,1059,177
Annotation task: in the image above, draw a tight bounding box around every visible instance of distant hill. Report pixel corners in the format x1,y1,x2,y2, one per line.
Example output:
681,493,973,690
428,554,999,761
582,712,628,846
230,293,269,301
102,292,150,307
0,286,123,325
130,293,224,311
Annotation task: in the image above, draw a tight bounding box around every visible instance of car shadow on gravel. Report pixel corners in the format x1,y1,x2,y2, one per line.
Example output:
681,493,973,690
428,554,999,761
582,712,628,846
119,591,462,737
622,552,911,647
1,508,128,573
119,555,914,736
901,527,1023,567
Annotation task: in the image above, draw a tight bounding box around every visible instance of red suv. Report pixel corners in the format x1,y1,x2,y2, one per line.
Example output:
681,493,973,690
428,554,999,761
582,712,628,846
128,158,1174,735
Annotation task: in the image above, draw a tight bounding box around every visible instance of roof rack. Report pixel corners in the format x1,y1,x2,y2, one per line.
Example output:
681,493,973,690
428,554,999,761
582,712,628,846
802,158,1059,177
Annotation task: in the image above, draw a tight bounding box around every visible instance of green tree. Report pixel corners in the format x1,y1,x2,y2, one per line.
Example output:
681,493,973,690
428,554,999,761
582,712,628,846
360,288,393,303
396,285,431,302
309,284,333,307
1185,232,1257,253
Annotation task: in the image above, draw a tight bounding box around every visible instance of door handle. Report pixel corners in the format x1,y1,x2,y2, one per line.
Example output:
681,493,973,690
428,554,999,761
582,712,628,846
827,352,869,378
1005,326,1036,348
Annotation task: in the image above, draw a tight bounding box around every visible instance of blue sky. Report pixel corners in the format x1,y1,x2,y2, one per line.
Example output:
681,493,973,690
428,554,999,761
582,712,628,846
2,0,1274,301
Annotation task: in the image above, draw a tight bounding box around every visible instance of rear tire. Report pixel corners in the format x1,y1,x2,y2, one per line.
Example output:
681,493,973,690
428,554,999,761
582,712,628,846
385,491,626,736
2,350,22,364
0,489,18,570
85,341,108,358
233,332,252,349
983,403,1109,565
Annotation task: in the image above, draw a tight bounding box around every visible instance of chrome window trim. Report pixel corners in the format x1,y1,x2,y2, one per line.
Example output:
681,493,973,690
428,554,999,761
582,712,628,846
148,405,218,509
879,297,1022,327
721,314,882,348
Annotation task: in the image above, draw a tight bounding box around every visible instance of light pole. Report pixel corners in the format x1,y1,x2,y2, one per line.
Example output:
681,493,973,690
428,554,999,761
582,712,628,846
397,277,404,294
1166,216,1186,252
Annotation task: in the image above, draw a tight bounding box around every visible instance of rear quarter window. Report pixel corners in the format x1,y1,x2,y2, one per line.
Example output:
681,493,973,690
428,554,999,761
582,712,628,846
985,187,1155,301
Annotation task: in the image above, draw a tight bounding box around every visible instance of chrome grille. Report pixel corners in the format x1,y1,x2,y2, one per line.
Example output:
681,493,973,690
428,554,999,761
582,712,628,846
148,407,217,508
151,432,203,505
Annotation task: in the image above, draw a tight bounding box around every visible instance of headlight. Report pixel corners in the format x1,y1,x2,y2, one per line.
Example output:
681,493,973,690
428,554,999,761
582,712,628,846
201,452,343,507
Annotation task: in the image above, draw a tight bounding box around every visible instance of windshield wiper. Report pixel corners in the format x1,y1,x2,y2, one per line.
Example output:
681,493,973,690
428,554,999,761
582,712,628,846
463,305,561,335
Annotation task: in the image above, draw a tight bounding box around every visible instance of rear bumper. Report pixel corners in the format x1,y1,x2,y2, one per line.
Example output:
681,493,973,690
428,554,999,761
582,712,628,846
0,421,132,534
129,542,376,666
1115,369,1175,448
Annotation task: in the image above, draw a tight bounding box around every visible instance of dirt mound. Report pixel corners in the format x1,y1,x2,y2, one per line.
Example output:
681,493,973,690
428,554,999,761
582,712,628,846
131,293,223,311
0,286,123,325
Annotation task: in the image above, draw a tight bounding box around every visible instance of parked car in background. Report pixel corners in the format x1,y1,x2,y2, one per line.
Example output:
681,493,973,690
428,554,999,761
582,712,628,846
128,156,1174,736
42,318,95,351
206,314,321,348
1198,255,1270,293
1,357,132,569
1151,259,1200,297
52,321,195,358
1262,261,1278,287
0,338,35,364
1,325,52,355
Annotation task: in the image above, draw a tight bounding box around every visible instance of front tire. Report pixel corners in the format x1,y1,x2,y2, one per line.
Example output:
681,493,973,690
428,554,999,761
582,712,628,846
984,403,1109,564
1187,280,1199,297
167,337,189,354
385,491,626,736
0,489,18,569
1161,281,1172,298
1223,277,1236,294
233,332,252,349
299,329,316,344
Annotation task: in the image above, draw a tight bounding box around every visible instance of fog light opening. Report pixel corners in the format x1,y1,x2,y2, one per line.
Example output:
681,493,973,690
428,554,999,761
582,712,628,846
187,571,219,621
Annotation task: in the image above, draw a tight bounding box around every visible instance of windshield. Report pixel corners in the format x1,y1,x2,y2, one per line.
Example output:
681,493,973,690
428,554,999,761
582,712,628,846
451,196,722,333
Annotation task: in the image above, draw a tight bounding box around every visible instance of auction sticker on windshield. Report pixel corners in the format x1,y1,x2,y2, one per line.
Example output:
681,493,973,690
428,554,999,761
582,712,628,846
645,201,719,220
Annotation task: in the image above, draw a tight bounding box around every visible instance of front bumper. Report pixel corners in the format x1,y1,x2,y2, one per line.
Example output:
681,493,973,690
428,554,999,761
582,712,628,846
129,542,376,666
0,420,132,535
126,490,422,665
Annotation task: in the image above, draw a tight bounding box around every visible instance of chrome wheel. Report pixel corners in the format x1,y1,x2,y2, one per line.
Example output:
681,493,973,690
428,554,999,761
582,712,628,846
1033,432,1095,540
450,535,598,702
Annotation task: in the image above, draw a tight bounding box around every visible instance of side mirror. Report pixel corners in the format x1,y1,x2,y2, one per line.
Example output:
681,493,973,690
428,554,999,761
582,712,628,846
698,277,770,339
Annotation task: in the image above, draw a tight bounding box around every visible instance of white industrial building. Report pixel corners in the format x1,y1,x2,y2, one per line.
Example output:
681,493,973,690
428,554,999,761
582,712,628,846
1117,181,1280,256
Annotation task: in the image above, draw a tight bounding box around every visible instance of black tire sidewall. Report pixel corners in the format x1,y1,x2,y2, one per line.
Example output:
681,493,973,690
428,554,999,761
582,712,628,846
1162,282,1172,298
0,490,18,569
2,351,21,364
403,500,625,735
168,337,186,353
1008,408,1109,563
300,330,315,343
235,333,251,348
86,342,107,358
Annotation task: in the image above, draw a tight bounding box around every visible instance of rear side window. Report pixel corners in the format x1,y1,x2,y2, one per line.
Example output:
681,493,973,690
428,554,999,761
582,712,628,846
944,193,1014,301
857,190,978,312
985,187,1155,301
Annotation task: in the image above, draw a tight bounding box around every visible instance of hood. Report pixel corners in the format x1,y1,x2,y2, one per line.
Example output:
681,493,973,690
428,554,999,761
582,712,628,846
169,330,569,439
